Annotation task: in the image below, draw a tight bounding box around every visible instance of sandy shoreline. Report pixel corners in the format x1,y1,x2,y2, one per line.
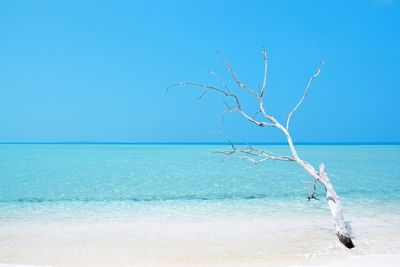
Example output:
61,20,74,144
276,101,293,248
1,203,399,267
290,255,400,267
1,255,400,267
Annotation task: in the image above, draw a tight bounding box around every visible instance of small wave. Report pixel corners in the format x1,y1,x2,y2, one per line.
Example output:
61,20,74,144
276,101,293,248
0,193,276,204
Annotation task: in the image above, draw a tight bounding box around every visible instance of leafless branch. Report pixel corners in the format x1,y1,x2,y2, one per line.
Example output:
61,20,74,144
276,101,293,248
221,101,236,122
217,51,258,97
251,110,262,120
167,82,267,127
213,143,295,165
208,70,230,92
286,61,325,129
307,178,319,201
260,49,268,98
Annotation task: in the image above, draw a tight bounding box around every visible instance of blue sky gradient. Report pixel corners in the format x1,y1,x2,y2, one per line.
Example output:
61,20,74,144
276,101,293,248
0,0,399,142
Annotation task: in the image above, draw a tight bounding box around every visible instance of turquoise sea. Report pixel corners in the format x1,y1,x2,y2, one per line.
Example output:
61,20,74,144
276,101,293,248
0,144,399,216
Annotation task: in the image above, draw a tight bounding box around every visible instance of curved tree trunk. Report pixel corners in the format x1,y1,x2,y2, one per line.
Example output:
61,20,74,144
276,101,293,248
300,161,354,248
318,163,355,248
298,159,354,248
278,125,354,248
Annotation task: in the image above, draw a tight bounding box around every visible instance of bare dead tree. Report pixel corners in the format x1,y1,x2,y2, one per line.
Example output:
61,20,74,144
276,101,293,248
167,49,355,249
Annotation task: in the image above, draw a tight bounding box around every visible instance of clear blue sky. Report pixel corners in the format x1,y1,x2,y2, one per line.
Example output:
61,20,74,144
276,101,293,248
0,0,399,143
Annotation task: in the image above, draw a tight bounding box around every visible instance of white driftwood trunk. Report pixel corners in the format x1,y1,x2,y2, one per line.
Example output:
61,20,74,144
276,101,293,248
303,162,354,248
277,125,354,248
319,163,354,248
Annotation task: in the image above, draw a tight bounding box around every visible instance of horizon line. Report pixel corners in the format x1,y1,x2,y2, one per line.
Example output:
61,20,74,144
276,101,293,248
0,141,399,145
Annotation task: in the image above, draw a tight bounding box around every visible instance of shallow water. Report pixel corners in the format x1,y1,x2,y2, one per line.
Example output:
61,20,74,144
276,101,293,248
1,144,399,204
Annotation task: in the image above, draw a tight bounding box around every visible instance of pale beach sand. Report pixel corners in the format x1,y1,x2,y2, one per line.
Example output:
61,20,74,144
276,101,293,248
2,256,399,267
0,201,399,267
290,255,400,267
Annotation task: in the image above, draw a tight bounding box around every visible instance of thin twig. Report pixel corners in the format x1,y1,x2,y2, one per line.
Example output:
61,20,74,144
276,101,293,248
260,49,268,98
307,178,319,201
217,51,258,97
167,82,267,127
214,142,295,165
286,61,325,129
209,70,230,92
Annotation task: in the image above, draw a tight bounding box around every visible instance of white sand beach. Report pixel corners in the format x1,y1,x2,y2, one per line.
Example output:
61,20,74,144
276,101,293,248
290,255,400,267
1,201,399,267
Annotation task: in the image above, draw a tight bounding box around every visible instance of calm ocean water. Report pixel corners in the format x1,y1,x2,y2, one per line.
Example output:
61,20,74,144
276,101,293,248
0,144,399,218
